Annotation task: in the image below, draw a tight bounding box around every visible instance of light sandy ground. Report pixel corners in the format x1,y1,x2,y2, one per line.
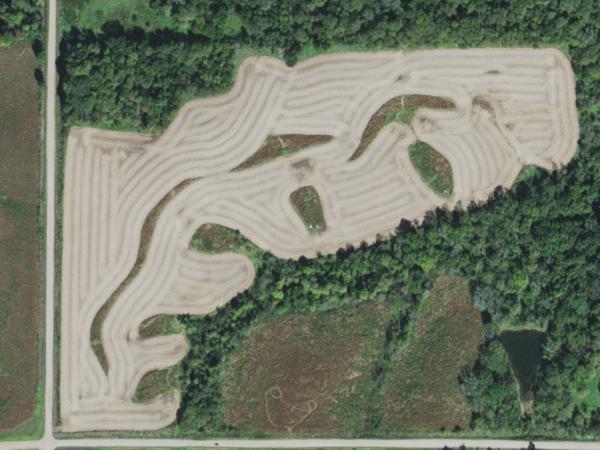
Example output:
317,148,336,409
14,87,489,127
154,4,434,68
59,49,578,432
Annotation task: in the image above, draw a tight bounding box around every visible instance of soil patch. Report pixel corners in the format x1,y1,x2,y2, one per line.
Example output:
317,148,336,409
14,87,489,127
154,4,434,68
0,43,41,430
382,276,483,432
134,365,181,403
222,302,392,436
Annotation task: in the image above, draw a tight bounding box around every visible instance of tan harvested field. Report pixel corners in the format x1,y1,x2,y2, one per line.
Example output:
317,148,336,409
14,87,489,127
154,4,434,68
60,49,578,431
0,44,42,430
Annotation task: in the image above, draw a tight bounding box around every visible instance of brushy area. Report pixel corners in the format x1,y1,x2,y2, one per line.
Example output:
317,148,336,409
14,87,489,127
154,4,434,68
382,276,484,432
221,302,392,436
58,0,600,439
289,186,327,234
0,44,42,433
408,141,454,198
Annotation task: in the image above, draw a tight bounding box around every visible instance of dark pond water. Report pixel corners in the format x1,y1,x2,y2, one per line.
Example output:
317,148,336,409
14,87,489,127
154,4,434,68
499,329,546,403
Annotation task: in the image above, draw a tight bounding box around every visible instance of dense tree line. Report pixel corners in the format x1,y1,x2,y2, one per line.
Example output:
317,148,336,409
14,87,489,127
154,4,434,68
0,0,44,40
58,0,600,438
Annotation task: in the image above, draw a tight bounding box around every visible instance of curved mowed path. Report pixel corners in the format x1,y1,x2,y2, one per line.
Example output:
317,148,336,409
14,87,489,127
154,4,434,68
60,48,578,431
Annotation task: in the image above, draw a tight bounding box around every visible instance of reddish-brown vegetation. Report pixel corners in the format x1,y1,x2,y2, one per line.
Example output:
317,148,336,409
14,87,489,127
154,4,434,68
382,276,484,432
222,302,392,436
0,43,41,430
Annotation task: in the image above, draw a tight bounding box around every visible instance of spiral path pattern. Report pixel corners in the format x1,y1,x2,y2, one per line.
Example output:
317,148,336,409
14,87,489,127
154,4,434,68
60,49,578,431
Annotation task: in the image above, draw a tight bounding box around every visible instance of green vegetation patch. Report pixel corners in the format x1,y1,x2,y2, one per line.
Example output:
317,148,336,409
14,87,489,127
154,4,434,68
138,315,181,339
350,95,454,161
222,302,392,436
234,134,332,171
134,364,182,403
573,358,600,418
290,186,326,234
0,43,42,433
382,276,484,432
188,224,264,267
0,1,44,42
408,141,453,198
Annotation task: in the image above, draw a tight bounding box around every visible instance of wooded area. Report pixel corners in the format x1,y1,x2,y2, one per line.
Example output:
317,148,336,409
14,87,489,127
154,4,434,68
0,0,44,41
57,0,600,439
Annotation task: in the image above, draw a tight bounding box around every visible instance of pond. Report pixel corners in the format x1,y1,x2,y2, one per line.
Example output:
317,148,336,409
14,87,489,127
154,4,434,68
499,329,546,406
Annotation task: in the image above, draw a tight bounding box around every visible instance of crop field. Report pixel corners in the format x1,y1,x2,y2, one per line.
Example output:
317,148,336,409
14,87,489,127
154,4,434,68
382,276,484,432
60,48,578,431
222,302,391,436
0,44,42,432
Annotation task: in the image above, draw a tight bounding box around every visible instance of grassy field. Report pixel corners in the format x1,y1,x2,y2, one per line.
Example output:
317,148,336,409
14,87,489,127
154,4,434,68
0,43,42,432
382,276,484,432
61,0,179,33
289,185,327,234
189,224,253,255
222,301,392,436
408,141,454,198
138,314,181,339
134,364,182,403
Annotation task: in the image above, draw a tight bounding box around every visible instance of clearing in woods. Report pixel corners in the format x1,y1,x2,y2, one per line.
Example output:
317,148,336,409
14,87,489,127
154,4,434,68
382,276,484,432
0,44,42,434
222,302,392,436
60,49,578,431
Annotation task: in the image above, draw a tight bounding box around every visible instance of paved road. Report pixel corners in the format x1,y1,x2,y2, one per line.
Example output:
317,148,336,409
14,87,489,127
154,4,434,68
3,0,594,448
3,437,600,450
43,0,57,447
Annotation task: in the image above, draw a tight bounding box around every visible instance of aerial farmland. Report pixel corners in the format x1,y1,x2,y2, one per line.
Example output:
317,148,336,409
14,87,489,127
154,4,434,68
59,48,578,432
2,0,600,448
